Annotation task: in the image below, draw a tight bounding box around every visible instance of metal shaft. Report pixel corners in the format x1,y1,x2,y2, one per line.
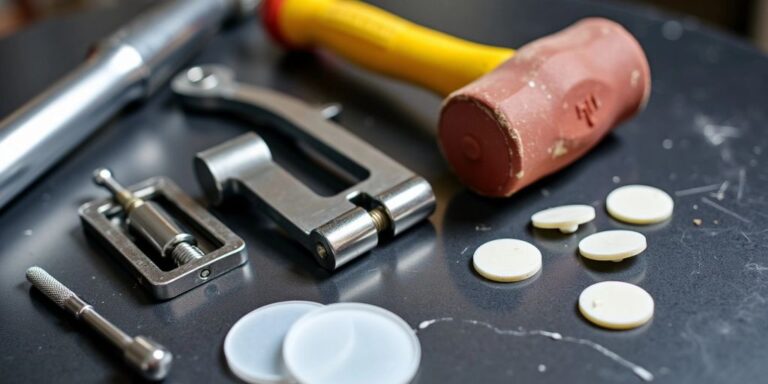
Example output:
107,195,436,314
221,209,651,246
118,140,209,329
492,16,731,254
0,0,256,210
26,267,173,381
93,168,204,265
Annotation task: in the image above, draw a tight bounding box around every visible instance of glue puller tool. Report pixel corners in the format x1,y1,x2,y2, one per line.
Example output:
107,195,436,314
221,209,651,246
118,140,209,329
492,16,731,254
25,266,172,381
262,0,651,197
82,172,246,299
94,168,204,266
173,65,436,271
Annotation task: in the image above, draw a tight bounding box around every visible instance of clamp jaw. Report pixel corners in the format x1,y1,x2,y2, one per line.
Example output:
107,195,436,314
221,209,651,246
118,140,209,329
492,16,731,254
172,65,436,270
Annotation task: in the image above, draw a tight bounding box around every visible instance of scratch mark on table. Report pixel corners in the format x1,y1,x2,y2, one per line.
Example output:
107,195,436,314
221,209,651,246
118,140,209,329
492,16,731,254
737,168,746,201
417,317,654,381
710,181,729,201
675,184,721,197
700,197,751,223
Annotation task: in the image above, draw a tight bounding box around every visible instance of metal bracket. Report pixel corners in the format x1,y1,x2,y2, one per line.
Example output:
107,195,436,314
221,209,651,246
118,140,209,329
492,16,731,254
79,177,247,299
172,65,436,270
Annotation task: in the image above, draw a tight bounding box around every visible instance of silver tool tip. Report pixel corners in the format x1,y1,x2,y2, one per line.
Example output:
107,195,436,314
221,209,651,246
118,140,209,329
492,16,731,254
126,336,174,381
26,266,75,308
92,168,113,185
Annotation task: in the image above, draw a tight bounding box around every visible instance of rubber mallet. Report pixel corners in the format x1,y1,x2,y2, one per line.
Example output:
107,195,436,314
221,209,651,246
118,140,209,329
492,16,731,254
261,0,651,197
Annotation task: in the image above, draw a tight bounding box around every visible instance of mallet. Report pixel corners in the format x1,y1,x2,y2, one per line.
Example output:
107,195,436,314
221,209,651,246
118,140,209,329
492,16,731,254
261,0,651,196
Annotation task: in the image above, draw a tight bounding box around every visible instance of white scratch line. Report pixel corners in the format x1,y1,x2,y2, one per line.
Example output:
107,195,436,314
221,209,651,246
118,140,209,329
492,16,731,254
737,168,746,201
460,246,469,255
418,317,454,330
710,181,729,201
417,318,654,381
674,184,720,196
475,224,492,231
740,231,751,243
700,197,751,223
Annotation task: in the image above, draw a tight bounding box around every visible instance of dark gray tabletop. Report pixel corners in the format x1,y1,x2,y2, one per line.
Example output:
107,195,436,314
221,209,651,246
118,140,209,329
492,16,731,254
1,0,767,383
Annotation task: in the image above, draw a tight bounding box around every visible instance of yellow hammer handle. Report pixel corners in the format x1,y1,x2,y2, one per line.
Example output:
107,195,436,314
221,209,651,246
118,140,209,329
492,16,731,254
264,0,515,96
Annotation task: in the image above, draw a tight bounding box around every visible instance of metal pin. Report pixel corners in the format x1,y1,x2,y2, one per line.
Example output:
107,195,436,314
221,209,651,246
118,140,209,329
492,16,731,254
26,266,172,380
93,168,204,266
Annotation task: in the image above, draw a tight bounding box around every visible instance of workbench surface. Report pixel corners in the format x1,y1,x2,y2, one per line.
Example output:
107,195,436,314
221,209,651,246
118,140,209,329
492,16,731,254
1,1,767,383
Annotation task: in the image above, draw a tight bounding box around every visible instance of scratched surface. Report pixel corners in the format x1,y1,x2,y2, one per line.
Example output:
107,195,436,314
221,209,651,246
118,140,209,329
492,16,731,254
1,0,767,383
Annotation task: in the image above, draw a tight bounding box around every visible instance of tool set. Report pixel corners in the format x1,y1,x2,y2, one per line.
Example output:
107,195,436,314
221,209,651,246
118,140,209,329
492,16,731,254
13,0,655,381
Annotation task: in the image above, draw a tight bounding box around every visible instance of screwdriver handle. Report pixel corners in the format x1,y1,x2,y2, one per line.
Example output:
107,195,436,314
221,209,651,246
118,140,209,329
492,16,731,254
262,0,514,96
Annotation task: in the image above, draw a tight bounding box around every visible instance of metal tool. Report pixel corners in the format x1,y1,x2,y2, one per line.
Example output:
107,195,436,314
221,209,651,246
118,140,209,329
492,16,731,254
26,266,173,380
80,174,247,299
93,168,204,266
172,65,436,270
0,0,257,210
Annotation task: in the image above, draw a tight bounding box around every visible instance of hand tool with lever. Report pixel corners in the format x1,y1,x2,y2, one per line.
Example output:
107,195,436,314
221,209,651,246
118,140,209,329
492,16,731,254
261,0,651,196
26,266,173,380
172,65,435,271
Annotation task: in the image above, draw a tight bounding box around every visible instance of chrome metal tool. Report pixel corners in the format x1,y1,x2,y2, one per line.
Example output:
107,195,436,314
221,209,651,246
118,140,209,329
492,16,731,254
80,174,247,299
0,0,257,210
93,168,204,266
172,65,436,271
26,266,172,381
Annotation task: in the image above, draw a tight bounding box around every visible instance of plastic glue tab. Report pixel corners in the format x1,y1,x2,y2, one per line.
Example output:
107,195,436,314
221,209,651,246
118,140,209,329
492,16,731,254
283,303,420,384
224,301,323,384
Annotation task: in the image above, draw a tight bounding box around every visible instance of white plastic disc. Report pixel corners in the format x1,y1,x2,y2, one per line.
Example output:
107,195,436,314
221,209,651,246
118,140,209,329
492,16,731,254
224,301,323,384
472,239,542,282
578,281,654,329
283,303,420,384
606,185,674,224
578,230,647,261
531,204,596,233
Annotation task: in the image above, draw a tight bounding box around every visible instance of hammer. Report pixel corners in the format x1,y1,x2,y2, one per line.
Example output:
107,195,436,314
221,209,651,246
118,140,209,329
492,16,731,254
260,0,651,197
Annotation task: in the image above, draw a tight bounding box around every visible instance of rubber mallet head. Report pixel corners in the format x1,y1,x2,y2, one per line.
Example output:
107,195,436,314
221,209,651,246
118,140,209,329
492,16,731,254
262,0,650,196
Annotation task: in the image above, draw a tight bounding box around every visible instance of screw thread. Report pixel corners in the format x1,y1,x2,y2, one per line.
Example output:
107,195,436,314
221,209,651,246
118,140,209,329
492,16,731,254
369,207,390,233
171,242,205,265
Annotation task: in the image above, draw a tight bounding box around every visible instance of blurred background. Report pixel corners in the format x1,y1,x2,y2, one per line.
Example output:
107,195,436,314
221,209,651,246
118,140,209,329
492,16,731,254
0,0,766,51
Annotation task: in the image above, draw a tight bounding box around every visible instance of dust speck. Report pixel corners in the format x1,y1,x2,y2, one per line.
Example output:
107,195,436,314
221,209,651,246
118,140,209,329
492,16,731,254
662,21,683,40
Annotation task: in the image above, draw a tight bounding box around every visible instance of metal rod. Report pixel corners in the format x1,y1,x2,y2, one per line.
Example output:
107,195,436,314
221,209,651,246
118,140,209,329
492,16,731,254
26,266,173,380
0,0,257,210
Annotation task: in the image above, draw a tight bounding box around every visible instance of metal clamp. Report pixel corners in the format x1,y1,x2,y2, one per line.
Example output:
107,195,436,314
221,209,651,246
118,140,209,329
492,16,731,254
80,176,247,299
172,65,436,270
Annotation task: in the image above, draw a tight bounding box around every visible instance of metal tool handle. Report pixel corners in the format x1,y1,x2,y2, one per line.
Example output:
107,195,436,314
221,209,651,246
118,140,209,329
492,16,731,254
0,0,255,210
26,267,173,380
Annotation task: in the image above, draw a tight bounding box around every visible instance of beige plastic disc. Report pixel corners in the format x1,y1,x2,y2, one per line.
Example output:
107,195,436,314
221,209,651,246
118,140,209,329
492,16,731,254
606,185,674,224
473,239,542,282
579,281,654,329
531,204,596,233
578,230,646,261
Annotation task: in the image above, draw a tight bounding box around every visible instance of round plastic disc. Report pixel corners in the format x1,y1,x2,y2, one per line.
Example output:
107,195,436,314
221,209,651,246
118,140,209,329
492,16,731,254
224,301,323,384
531,204,596,233
579,281,654,329
283,303,420,384
606,185,674,224
578,230,647,261
473,239,542,282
